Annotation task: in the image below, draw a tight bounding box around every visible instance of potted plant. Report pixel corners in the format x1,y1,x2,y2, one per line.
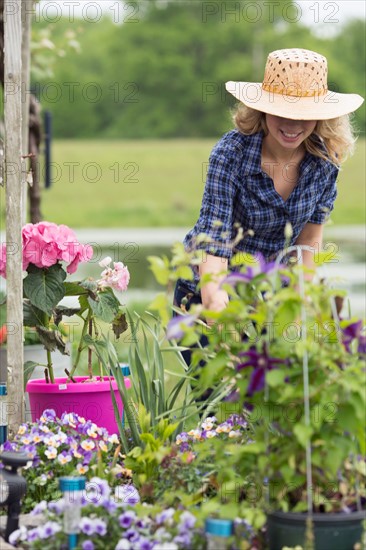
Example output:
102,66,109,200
153,245,365,550
0,221,131,433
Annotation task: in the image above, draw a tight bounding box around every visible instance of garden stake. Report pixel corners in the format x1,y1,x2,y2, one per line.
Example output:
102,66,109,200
297,246,315,550
275,245,315,549
59,476,86,550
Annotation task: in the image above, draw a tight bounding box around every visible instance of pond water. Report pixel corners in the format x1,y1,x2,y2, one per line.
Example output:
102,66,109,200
1,229,364,317
74,237,365,319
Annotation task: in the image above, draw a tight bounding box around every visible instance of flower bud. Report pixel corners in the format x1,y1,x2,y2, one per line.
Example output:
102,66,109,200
99,256,112,268
284,222,293,240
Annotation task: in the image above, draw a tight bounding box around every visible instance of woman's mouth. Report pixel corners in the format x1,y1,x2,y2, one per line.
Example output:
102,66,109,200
280,130,302,141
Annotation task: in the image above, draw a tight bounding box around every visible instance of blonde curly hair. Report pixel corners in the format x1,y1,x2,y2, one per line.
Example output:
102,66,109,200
232,104,357,166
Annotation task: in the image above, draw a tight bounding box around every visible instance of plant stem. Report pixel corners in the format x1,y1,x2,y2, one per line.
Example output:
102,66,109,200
67,312,91,380
88,318,93,379
46,348,54,383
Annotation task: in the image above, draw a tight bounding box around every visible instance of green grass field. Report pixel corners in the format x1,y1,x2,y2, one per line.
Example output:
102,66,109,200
1,138,365,227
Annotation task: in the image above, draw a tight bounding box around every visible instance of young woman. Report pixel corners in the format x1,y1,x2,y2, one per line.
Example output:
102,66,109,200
174,48,364,319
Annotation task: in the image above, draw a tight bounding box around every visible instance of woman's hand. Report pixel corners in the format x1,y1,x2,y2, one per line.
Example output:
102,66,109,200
199,254,229,324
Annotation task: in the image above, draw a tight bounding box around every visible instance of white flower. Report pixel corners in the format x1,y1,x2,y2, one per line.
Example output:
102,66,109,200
108,433,119,444
99,256,112,268
9,526,27,545
115,540,131,550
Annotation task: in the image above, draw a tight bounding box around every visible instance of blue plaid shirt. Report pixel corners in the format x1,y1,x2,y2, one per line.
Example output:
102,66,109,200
183,130,338,289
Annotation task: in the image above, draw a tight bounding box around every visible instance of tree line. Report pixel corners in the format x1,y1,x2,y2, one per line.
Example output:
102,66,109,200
33,0,365,139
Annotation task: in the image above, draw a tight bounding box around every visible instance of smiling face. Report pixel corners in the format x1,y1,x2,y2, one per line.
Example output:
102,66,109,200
265,114,317,151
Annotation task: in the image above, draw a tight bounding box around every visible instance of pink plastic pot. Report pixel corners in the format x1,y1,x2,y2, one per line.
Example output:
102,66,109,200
26,376,131,435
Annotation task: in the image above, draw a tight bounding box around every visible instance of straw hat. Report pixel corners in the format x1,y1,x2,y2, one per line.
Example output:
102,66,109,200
225,48,364,120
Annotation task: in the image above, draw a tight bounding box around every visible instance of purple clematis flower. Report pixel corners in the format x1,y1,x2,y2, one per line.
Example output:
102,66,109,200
221,253,278,288
342,319,366,354
237,345,287,396
166,313,198,340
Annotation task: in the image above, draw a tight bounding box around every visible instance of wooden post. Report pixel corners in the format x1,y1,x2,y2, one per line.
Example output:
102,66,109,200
21,0,33,225
4,0,24,434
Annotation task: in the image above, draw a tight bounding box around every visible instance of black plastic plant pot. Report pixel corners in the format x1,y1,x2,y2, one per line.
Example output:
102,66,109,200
267,510,365,550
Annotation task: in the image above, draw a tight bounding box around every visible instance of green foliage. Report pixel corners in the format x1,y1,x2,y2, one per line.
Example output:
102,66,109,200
152,243,366,516
31,3,365,139
93,311,205,454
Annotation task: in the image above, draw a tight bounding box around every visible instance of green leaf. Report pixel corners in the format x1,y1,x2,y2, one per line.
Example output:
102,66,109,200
147,255,170,285
88,289,120,323
80,279,99,294
337,403,361,432
175,265,194,281
64,282,87,296
24,361,40,388
266,369,286,387
23,264,66,316
23,300,46,327
148,293,170,326
293,422,313,448
274,300,300,334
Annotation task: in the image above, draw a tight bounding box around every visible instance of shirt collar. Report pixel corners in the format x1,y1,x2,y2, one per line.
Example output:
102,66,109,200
242,130,320,177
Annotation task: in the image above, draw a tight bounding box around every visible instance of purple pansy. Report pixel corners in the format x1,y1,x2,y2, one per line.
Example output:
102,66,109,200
82,541,95,550
2,440,15,452
48,499,65,515
115,484,140,505
30,501,47,515
125,527,140,542
174,533,192,547
85,477,111,504
178,511,196,530
156,507,175,525
80,518,95,536
119,510,137,529
40,409,57,422
39,522,61,539
103,499,118,513
26,528,41,542
137,538,154,550
93,518,107,536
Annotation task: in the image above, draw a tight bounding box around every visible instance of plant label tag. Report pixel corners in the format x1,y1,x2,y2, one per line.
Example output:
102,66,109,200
58,384,67,390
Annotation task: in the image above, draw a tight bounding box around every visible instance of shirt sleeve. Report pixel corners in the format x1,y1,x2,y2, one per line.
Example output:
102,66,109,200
308,164,339,225
192,143,238,258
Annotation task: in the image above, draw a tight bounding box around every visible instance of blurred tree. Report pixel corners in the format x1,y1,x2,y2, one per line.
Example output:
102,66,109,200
34,1,364,138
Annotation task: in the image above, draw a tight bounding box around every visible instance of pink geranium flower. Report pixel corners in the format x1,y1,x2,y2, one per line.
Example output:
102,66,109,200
1,222,93,275
98,258,130,292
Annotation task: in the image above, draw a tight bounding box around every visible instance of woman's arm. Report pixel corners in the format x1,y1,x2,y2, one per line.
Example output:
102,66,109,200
294,222,324,273
199,254,229,313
